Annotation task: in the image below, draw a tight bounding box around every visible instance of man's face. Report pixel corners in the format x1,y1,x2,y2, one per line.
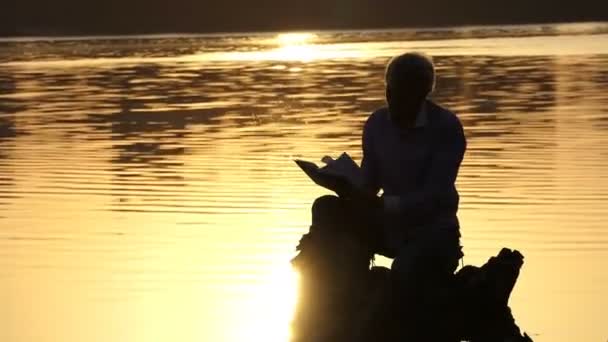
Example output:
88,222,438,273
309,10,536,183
386,83,427,128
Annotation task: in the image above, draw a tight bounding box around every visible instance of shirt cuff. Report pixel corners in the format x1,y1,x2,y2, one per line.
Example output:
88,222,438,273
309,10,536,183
383,195,401,213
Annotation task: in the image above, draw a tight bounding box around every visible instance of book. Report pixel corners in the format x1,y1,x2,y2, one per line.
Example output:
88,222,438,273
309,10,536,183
295,152,364,194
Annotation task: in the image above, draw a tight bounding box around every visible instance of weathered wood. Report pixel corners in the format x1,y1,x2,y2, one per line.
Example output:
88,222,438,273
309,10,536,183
291,223,533,342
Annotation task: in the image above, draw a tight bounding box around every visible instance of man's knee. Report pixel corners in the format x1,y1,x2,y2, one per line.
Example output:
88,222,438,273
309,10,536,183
391,246,423,283
311,195,348,228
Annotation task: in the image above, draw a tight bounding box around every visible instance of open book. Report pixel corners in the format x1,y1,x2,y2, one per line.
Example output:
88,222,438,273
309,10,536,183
295,152,364,194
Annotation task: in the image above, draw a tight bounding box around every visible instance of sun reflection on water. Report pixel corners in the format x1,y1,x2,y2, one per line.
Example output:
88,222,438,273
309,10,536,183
276,33,317,45
237,263,300,342
203,31,365,62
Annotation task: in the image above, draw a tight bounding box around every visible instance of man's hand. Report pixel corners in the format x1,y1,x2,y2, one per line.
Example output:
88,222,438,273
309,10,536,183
321,155,335,164
343,186,383,212
309,155,380,209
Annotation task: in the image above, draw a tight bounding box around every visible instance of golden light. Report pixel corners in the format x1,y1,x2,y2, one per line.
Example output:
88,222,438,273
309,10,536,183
236,262,300,342
276,33,317,46
169,31,368,62
273,45,319,62
273,32,320,62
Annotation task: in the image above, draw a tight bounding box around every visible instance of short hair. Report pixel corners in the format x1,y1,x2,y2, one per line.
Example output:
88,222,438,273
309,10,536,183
385,52,436,95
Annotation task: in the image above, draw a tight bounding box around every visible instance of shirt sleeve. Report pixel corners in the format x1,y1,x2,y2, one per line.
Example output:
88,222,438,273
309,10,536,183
385,115,467,217
361,115,381,196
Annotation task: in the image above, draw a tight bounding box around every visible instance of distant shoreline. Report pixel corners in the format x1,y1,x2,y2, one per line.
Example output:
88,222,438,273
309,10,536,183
2,20,607,41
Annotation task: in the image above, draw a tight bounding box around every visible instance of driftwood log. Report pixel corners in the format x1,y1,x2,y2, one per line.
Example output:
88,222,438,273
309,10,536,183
290,199,532,342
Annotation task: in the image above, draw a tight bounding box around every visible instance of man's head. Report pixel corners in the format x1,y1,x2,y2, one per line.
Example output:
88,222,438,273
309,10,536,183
385,52,435,127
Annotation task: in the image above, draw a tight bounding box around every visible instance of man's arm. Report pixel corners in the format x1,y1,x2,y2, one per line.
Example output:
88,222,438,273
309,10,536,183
384,116,467,218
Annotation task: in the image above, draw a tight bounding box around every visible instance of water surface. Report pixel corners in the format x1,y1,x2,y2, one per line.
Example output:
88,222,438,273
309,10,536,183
1,22,608,342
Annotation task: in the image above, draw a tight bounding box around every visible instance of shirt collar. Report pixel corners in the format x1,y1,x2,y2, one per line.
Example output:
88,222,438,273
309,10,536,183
384,101,429,129
414,101,428,128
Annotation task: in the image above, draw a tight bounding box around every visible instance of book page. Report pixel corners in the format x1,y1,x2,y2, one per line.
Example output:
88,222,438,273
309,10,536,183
319,152,363,189
295,152,363,194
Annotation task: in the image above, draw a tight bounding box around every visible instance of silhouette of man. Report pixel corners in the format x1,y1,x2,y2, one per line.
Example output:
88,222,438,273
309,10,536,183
359,52,466,324
307,52,465,337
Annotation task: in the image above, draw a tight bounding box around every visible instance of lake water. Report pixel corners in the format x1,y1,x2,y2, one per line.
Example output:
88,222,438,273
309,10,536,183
1,22,608,342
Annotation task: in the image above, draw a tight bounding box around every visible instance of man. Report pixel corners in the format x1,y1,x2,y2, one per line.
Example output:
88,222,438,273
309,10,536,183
321,52,465,270
357,52,466,333
306,52,465,338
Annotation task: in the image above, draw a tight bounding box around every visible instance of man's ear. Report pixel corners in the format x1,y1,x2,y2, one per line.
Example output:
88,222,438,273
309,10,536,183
385,87,391,102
